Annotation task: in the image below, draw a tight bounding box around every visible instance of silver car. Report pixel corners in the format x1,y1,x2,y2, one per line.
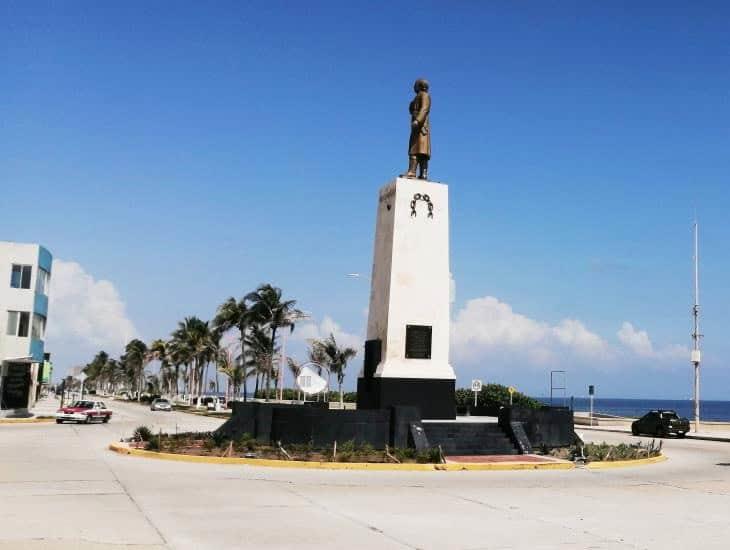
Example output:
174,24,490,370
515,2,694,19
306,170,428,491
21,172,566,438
150,398,172,411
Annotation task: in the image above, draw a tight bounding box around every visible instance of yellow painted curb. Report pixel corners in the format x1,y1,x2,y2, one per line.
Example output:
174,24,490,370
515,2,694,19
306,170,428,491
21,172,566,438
0,417,55,424
108,443,575,471
585,453,667,469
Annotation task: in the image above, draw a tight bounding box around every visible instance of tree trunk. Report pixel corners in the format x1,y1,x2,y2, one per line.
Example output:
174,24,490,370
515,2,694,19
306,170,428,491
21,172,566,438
240,334,248,402
339,381,343,408
267,326,278,402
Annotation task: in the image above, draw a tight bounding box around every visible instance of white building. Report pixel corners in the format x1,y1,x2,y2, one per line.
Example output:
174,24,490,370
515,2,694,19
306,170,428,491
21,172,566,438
0,241,52,416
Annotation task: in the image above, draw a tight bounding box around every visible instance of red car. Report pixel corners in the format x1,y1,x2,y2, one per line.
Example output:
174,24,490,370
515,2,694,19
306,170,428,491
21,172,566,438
56,400,112,424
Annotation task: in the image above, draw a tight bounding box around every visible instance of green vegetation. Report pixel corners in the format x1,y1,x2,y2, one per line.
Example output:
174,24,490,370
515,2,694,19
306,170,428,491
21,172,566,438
579,440,662,462
546,440,663,462
253,389,357,402
454,384,542,410
133,425,153,442
134,431,442,464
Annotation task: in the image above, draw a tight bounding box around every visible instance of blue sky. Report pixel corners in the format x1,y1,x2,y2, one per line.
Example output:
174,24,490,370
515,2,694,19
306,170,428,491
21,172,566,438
2,2,729,399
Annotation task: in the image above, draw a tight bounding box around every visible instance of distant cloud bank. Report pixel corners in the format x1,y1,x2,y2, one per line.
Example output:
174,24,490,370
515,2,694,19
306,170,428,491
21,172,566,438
450,295,687,372
46,260,137,363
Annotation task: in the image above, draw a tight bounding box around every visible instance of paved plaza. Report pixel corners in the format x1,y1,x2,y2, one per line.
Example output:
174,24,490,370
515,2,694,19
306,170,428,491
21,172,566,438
2,399,730,549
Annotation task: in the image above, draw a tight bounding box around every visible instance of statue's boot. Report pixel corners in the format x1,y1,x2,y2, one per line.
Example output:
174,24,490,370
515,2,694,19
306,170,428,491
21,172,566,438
418,159,429,180
404,156,418,178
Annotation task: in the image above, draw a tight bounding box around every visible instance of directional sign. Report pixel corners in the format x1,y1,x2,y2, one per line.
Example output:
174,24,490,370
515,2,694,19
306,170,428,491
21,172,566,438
471,379,483,393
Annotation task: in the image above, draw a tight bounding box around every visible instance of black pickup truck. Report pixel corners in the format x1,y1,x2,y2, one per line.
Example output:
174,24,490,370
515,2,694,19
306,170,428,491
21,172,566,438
631,410,690,438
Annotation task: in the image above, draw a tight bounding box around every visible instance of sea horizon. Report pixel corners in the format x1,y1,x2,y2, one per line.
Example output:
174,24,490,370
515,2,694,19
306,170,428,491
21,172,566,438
535,396,730,421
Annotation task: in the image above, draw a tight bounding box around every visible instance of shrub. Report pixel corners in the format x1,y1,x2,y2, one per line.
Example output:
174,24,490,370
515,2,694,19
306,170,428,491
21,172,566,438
209,430,228,448
133,425,153,442
454,384,542,410
234,433,256,453
338,440,356,454
145,437,160,451
578,440,662,462
393,447,416,462
415,447,442,464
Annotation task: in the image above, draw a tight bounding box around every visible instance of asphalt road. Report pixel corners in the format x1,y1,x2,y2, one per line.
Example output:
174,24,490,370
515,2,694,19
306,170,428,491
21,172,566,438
2,399,730,550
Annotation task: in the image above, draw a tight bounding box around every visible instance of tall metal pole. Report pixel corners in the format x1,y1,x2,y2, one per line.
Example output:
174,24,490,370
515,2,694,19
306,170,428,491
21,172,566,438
691,221,702,433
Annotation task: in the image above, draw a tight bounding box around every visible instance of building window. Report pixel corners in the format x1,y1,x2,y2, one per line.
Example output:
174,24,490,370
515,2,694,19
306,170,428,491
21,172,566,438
35,268,50,295
6,311,31,337
10,265,32,289
32,314,46,340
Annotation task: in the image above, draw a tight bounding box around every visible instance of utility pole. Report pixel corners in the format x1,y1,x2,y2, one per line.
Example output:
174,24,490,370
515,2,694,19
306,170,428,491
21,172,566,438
691,221,702,433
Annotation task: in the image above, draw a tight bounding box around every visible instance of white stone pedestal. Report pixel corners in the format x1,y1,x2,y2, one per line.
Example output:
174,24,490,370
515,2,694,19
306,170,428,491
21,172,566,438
357,177,456,419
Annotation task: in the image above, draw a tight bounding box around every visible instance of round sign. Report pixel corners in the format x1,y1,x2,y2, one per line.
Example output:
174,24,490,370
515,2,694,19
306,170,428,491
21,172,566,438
471,379,482,393
508,386,516,394
296,363,327,395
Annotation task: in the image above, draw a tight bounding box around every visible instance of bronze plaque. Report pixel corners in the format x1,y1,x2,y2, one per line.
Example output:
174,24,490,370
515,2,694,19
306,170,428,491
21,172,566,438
405,325,432,359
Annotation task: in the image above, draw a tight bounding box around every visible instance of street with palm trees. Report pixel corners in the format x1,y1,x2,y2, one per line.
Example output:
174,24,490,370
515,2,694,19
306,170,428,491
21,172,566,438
77,284,358,406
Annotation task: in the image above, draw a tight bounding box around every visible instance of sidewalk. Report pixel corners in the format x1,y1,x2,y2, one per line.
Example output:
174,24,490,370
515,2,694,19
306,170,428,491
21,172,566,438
30,395,61,417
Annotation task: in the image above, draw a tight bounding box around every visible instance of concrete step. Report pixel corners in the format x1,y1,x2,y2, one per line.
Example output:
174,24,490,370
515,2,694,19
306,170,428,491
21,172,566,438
422,421,520,456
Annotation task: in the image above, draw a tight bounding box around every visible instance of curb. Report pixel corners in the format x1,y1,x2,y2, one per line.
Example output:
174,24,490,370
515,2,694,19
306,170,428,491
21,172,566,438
579,426,730,444
108,443,575,471
585,454,667,470
0,417,55,424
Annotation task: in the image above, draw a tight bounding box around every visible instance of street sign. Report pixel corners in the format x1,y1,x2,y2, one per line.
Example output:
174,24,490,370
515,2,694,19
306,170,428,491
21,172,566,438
508,386,516,394
588,385,595,426
471,379,482,407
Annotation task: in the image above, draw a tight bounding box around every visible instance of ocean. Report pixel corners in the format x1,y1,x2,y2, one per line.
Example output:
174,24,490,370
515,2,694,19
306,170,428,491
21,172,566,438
537,397,730,421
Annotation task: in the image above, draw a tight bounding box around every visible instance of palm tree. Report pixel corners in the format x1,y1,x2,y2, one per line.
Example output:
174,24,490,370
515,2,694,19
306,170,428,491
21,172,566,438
316,334,357,407
247,284,302,400
244,324,278,400
122,339,148,401
166,335,191,397
83,351,109,392
287,357,302,401
217,345,246,400
213,297,254,402
104,358,123,394
148,339,173,396
171,317,215,403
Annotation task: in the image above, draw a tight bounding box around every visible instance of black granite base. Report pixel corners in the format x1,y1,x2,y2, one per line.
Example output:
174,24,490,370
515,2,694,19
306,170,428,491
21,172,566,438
357,377,455,419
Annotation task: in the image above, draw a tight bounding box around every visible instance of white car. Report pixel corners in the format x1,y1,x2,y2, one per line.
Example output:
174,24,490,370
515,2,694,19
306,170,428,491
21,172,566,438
150,398,172,411
56,400,113,424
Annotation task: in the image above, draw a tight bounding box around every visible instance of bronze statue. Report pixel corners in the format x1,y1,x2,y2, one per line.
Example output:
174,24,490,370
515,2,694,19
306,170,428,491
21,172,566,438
405,78,431,179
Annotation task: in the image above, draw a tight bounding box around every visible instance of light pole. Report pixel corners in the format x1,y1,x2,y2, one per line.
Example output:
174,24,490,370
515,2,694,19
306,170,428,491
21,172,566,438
691,221,702,433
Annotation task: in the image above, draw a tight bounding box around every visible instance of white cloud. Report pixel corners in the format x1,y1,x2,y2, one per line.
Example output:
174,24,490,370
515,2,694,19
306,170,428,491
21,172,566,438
450,295,688,373
46,260,138,356
293,316,362,353
616,322,653,356
617,322,687,360
450,296,610,367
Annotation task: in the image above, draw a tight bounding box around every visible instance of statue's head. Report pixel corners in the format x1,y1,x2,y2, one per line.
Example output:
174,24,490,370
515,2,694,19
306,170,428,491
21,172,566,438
413,78,429,93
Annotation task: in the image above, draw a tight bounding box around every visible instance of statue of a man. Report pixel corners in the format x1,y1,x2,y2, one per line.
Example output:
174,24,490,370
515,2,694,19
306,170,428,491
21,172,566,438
405,78,431,179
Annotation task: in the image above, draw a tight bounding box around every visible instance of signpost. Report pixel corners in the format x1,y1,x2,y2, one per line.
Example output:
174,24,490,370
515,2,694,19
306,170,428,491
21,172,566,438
471,379,482,407
588,384,595,427
508,386,516,406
